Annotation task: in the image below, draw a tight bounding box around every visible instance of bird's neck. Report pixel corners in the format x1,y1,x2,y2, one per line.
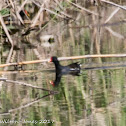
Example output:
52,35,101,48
54,61,60,68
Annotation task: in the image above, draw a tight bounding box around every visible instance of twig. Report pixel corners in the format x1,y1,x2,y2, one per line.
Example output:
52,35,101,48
31,0,51,27
1,54,126,68
4,47,14,70
15,0,29,25
9,94,56,113
58,54,126,60
18,0,29,12
31,4,44,27
0,93,58,115
59,10,73,19
0,15,13,46
105,27,125,39
44,8,67,18
0,78,59,93
0,59,49,68
105,7,120,23
15,11,24,24
101,0,126,11
54,0,64,10
9,0,15,9
33,1,70,20
33,49,43,60
67,0,99,16
0,16,14,69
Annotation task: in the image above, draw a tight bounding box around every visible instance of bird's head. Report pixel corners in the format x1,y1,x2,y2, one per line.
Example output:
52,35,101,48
49,56,58,62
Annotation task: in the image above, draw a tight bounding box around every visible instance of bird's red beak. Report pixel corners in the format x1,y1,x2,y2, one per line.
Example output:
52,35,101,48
50,80,55,86
48,57,53,62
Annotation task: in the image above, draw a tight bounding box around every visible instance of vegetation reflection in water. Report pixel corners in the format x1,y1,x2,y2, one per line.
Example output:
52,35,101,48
0,0,126,126
0,61,126,126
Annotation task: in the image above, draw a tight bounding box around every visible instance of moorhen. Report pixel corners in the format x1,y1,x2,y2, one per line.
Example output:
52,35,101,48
49,56,81,86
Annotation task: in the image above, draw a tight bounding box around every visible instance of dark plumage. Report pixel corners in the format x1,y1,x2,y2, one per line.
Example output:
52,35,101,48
49,56,81,86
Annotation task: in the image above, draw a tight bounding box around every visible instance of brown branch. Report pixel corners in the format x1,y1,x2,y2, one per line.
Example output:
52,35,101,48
0,93,58,115
0,78,59,93
0,54,126,68
8,94,51,113
105,27,124,39
0,59,49,68
105,7,120,23
101,0,126,11
67,0,99,16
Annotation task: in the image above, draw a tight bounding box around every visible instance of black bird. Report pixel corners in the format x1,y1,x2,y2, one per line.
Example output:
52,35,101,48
49,56,81,86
